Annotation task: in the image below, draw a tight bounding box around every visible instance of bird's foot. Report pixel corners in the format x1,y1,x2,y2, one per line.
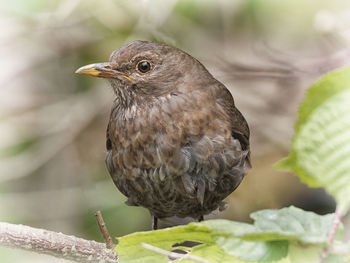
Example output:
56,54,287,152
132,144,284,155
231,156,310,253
152,216,158,230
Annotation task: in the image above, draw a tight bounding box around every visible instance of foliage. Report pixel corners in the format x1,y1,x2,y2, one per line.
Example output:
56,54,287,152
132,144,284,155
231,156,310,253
115,206,343,262
276,66,350,215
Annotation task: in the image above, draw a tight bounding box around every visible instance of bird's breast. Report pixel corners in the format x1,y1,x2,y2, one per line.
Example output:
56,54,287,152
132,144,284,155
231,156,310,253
108,93,233,174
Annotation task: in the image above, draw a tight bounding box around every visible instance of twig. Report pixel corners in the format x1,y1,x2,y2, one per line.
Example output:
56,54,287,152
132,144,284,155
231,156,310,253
0,222,118,263
327,206,342,245
141,242,209,263
94,210,114,249
319,206,342,263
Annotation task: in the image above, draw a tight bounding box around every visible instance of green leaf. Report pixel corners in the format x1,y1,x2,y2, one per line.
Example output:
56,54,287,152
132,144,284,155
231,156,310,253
197,206,338,244
287,243,323,263
115,224,211,263
192,219,290,262
115,219,289,263
115,206,339,262
181,241,245,263
214,237,288,262
248,206,336,243
275,66,350,214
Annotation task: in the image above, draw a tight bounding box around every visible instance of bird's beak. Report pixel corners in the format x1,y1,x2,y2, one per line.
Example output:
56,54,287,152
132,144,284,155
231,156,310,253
75,62,135,82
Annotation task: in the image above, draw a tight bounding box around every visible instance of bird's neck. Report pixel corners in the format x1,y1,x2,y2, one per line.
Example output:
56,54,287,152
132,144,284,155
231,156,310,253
112,92,178,124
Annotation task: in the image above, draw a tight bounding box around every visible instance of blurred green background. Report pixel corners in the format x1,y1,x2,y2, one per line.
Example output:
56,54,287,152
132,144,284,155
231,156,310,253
1,0,350,262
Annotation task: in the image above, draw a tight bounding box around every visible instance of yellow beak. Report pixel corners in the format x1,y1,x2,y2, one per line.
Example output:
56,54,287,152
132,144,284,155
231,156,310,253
75,63,135,82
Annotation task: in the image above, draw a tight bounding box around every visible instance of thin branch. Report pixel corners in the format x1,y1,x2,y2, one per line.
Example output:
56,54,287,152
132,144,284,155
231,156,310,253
219,46,350,81
0,222,118,263
94,210,114,249
327,206,342,245
141,242,209,263
319,206,343,263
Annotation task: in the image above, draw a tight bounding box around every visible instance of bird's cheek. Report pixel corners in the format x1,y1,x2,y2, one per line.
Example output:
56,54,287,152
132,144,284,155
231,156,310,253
132,73,149,82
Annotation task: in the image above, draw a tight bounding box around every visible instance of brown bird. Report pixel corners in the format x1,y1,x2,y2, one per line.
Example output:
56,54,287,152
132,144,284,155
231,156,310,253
75,40,250,230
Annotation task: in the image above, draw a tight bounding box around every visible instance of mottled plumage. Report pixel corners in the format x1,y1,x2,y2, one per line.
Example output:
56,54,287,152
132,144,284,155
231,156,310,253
76,40,250,229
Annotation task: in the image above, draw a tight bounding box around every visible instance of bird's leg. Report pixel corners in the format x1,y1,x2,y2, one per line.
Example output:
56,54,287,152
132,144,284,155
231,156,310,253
152,216,158,230
198,215,204,222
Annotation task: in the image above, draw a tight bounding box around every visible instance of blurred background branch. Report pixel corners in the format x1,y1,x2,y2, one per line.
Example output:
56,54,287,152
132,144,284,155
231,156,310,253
1,0,350,261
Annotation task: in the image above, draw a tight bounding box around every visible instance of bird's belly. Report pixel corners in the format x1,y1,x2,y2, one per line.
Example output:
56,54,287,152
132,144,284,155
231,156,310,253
107,146,247,219
106,122,248,219
113,170,227,218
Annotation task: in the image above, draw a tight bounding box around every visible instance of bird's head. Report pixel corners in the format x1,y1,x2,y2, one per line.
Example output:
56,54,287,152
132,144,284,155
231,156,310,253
75,40,212,105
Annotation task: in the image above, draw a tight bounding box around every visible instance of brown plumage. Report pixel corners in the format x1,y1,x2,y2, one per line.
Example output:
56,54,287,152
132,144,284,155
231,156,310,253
76,40,251,229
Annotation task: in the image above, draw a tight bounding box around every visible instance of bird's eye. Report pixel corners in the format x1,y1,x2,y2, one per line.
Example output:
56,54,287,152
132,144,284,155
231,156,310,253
136,60,151,73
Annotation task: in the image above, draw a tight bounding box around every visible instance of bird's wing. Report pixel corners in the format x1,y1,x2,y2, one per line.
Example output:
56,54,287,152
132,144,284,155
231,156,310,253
215,84,251,165
105,121,115,175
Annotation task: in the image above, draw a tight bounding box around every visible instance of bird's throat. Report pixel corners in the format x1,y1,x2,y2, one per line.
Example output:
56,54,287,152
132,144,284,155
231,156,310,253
109,80,139,108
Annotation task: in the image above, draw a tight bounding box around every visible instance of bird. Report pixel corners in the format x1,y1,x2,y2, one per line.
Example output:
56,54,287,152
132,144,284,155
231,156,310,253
75,40,251,230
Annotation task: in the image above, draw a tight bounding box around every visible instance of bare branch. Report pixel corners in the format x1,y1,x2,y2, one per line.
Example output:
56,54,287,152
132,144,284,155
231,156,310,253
94,210,114,249
0,222,118,263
